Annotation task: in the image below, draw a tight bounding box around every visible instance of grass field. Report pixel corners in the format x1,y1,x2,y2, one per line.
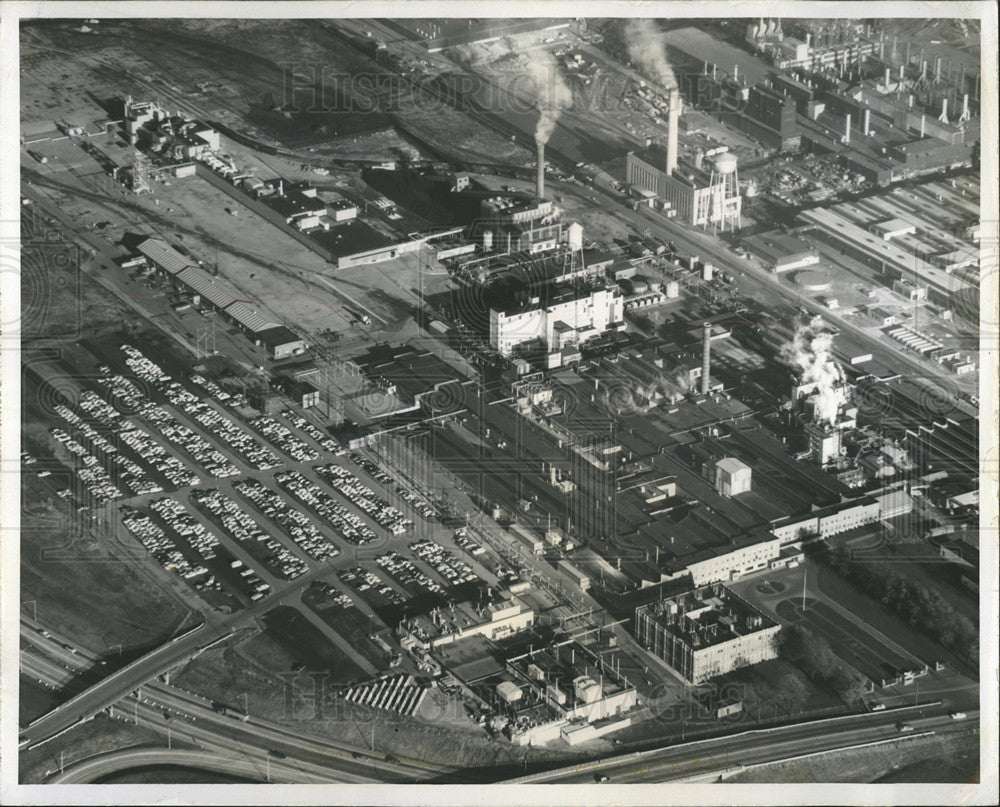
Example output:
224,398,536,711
258,606,369,683
776,597,916,683
301,586,390,672
815,565,976,677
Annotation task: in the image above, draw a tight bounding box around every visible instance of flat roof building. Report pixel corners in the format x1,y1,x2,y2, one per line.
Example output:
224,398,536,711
635,585,779,683
742,231,820,272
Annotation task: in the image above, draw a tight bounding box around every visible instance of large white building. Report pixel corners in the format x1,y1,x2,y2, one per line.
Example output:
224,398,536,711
489,281,625,368
627,147,742,229
635,586,780,684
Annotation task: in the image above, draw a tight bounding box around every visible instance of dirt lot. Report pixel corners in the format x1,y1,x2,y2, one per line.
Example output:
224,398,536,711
22,19,531,165
20,451,191,655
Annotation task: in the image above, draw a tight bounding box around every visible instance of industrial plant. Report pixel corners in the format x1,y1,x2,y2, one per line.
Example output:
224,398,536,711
10,8,991,798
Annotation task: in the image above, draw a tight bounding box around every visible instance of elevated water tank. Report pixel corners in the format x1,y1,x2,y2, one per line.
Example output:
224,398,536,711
712,152,738,174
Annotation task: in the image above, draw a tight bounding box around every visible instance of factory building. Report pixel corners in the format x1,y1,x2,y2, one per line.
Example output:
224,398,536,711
489,280,625,368
769,496,882,543
743,84,801,152
685,537,782,585
626,88,741,229
635,586,779,684
397,593,534,651
133,237,306,358
480,196,564,254
627,147,742,229
742,231,820,272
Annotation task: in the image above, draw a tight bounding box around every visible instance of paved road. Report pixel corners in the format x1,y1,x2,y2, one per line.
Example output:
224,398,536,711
506,706,977,783
20,626,454,782
47,747,364,784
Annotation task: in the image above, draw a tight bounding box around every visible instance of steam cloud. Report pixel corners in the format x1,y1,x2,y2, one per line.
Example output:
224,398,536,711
525,47,572,143
780,316,847,425
625,19,677,91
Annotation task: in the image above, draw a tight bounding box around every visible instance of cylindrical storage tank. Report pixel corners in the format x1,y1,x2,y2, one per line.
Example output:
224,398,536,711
712,152,738,175
702,263,714,282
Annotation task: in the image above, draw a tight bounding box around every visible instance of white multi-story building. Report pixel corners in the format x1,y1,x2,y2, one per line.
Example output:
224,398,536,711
489,282,625,368
635,587,779,684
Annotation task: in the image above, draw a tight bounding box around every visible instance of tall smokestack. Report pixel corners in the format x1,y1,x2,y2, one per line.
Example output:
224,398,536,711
844,113,851,144
535,139,545,200
863,108,871,135
701,322,712,395
920,114,926,137
666,89,680,176
884,67,891,87
934,56,942,83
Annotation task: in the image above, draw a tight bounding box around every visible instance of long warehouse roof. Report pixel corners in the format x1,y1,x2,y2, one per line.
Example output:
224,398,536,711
138,237,193,276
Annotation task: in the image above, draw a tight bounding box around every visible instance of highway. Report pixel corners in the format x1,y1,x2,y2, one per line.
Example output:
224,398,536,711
20,622,456,783
504,707,977,783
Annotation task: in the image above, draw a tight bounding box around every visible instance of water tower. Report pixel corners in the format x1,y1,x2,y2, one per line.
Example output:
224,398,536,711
708,152,741,233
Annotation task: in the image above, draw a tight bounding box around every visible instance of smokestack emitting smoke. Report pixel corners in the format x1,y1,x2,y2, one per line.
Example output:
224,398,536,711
701,323,712,395
625,19,677,90
624,19,680,175
536,140,545,199
781,317,847,425
526,47,572,147
666,89,680,175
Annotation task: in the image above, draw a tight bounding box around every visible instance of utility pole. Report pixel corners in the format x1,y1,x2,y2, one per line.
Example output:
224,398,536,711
802,566,807,612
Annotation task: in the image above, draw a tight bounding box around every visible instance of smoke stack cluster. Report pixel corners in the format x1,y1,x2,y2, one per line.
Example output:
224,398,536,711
536,139,545,200
701,322,712,395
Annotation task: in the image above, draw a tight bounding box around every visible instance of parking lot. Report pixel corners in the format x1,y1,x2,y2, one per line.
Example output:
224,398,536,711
25,331,511,680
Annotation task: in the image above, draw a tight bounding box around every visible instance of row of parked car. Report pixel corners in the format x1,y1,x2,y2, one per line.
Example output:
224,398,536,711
118,424,202,489
190,488,308,580
48,427,123,503
314,581,355,609
233,478,340,562
144,404,241,479
279,410,345,456
409,539,479,587
189,372,231,403
454,531,486,557
375,551,444,595
187,401,281,471
274,470,379,546
149,496,221,560
95,372,150,421
120,506,218,590
249,415,318,463
314,464,412,535
338,566,405,604
77,389,122,427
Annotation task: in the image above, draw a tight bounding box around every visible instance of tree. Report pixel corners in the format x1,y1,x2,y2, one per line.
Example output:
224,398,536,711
776,672,809,712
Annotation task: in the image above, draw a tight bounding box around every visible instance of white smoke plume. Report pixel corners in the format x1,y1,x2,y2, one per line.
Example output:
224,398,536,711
780,316,847,425
625,19,677,91
525,47,572,143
